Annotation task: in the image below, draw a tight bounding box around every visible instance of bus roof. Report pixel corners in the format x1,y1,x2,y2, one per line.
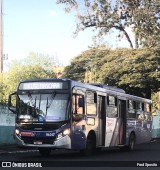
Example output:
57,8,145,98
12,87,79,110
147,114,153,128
18,78,152,104
90,84,125,93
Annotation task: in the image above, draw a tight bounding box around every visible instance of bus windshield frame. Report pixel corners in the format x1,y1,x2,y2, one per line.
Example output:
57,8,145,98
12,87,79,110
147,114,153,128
16,90,70,123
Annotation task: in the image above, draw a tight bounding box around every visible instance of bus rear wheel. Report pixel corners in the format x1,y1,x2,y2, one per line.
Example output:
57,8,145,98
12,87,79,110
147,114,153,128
38,148,51,156
128,133,135,151
120,133,135,152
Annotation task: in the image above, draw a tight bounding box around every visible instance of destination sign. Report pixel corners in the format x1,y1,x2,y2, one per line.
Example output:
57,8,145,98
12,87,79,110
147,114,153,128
19,82,64,90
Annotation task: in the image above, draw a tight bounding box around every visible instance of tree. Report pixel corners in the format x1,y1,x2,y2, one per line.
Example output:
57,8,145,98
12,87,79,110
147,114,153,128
57,0,160,48
62,47,160,99
62,47,109,82
98,48,160,99
0,53,56,103
121,0,160,48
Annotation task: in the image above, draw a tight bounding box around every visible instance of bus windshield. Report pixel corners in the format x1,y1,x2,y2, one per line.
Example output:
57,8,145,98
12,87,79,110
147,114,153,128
17,92,69,122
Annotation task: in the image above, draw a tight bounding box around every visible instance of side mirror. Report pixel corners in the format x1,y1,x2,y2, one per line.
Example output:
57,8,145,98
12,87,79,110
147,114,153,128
8,92,17,114
72,114,85,122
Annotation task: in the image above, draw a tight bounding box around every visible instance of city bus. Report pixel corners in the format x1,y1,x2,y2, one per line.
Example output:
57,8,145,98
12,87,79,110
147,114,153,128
8,78,152,156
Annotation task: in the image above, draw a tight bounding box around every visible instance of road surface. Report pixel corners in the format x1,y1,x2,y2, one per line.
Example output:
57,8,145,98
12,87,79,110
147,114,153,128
0,140,160,169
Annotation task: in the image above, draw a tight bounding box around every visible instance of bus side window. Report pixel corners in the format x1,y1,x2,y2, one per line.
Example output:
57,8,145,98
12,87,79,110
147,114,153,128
128,100,136,118
136,102,142,111
136,102,144,120
72,94,84,115
145,103,150,112
107,96,117,118
86,91,97,115
144,103,152,121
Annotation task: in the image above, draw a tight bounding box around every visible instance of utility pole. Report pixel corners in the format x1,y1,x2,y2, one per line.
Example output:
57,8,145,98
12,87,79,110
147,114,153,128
0,0,2,73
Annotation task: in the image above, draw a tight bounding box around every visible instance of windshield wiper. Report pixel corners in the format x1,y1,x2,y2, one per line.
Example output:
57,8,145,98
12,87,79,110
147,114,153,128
27,92,36,107
46,91,56,115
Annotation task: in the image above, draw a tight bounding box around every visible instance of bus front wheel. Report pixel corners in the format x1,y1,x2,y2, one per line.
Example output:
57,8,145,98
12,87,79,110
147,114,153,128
80,133,96,156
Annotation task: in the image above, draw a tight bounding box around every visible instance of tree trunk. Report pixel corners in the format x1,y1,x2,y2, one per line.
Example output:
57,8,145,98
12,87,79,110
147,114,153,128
113,25,133,48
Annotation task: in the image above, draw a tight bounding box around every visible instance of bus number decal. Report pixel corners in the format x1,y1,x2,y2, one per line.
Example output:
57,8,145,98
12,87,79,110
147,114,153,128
46,132,55,137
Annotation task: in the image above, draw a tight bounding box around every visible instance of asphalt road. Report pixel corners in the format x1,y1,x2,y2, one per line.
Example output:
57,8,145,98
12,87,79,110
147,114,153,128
0,140,160,169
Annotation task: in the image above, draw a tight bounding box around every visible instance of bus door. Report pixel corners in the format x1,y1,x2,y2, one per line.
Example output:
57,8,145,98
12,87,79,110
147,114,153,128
97,95,106,146
118,99,127,145
105,95,118,147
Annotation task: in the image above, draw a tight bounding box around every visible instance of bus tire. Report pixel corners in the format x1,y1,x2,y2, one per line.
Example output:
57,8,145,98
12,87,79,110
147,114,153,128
38,148,51,156
80,133,96,156
120,133,135,152
126,133,135,151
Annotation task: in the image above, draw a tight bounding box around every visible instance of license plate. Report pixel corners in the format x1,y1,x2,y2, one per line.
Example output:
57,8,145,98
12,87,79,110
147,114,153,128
34,141,42,145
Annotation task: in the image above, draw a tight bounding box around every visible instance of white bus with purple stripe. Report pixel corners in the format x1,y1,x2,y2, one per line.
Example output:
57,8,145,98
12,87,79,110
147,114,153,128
8,78,152,156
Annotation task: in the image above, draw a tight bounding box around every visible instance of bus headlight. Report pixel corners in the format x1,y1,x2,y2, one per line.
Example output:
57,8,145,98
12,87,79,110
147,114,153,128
15,129,20,135
56,129,70,140
63,129,70,135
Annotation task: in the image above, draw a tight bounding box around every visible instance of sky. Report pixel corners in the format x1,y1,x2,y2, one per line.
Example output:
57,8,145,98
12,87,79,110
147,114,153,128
2,0,132,68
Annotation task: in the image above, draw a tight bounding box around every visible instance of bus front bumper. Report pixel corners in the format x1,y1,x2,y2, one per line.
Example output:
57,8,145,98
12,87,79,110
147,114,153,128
15,134,71,149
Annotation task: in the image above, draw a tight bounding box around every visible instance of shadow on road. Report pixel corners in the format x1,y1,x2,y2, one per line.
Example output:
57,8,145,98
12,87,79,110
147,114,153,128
1,141,160,162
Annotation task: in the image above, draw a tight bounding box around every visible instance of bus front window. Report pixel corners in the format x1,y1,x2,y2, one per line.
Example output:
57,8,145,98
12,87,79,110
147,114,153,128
17,93,69,122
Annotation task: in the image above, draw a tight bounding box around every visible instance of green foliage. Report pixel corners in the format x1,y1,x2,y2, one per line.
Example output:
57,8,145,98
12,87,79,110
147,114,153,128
0,53,56,103
62,48,109,82
152,92,159,109
57,0,160,48
122,0,160,48
63,47,160,99
99,48,159,98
